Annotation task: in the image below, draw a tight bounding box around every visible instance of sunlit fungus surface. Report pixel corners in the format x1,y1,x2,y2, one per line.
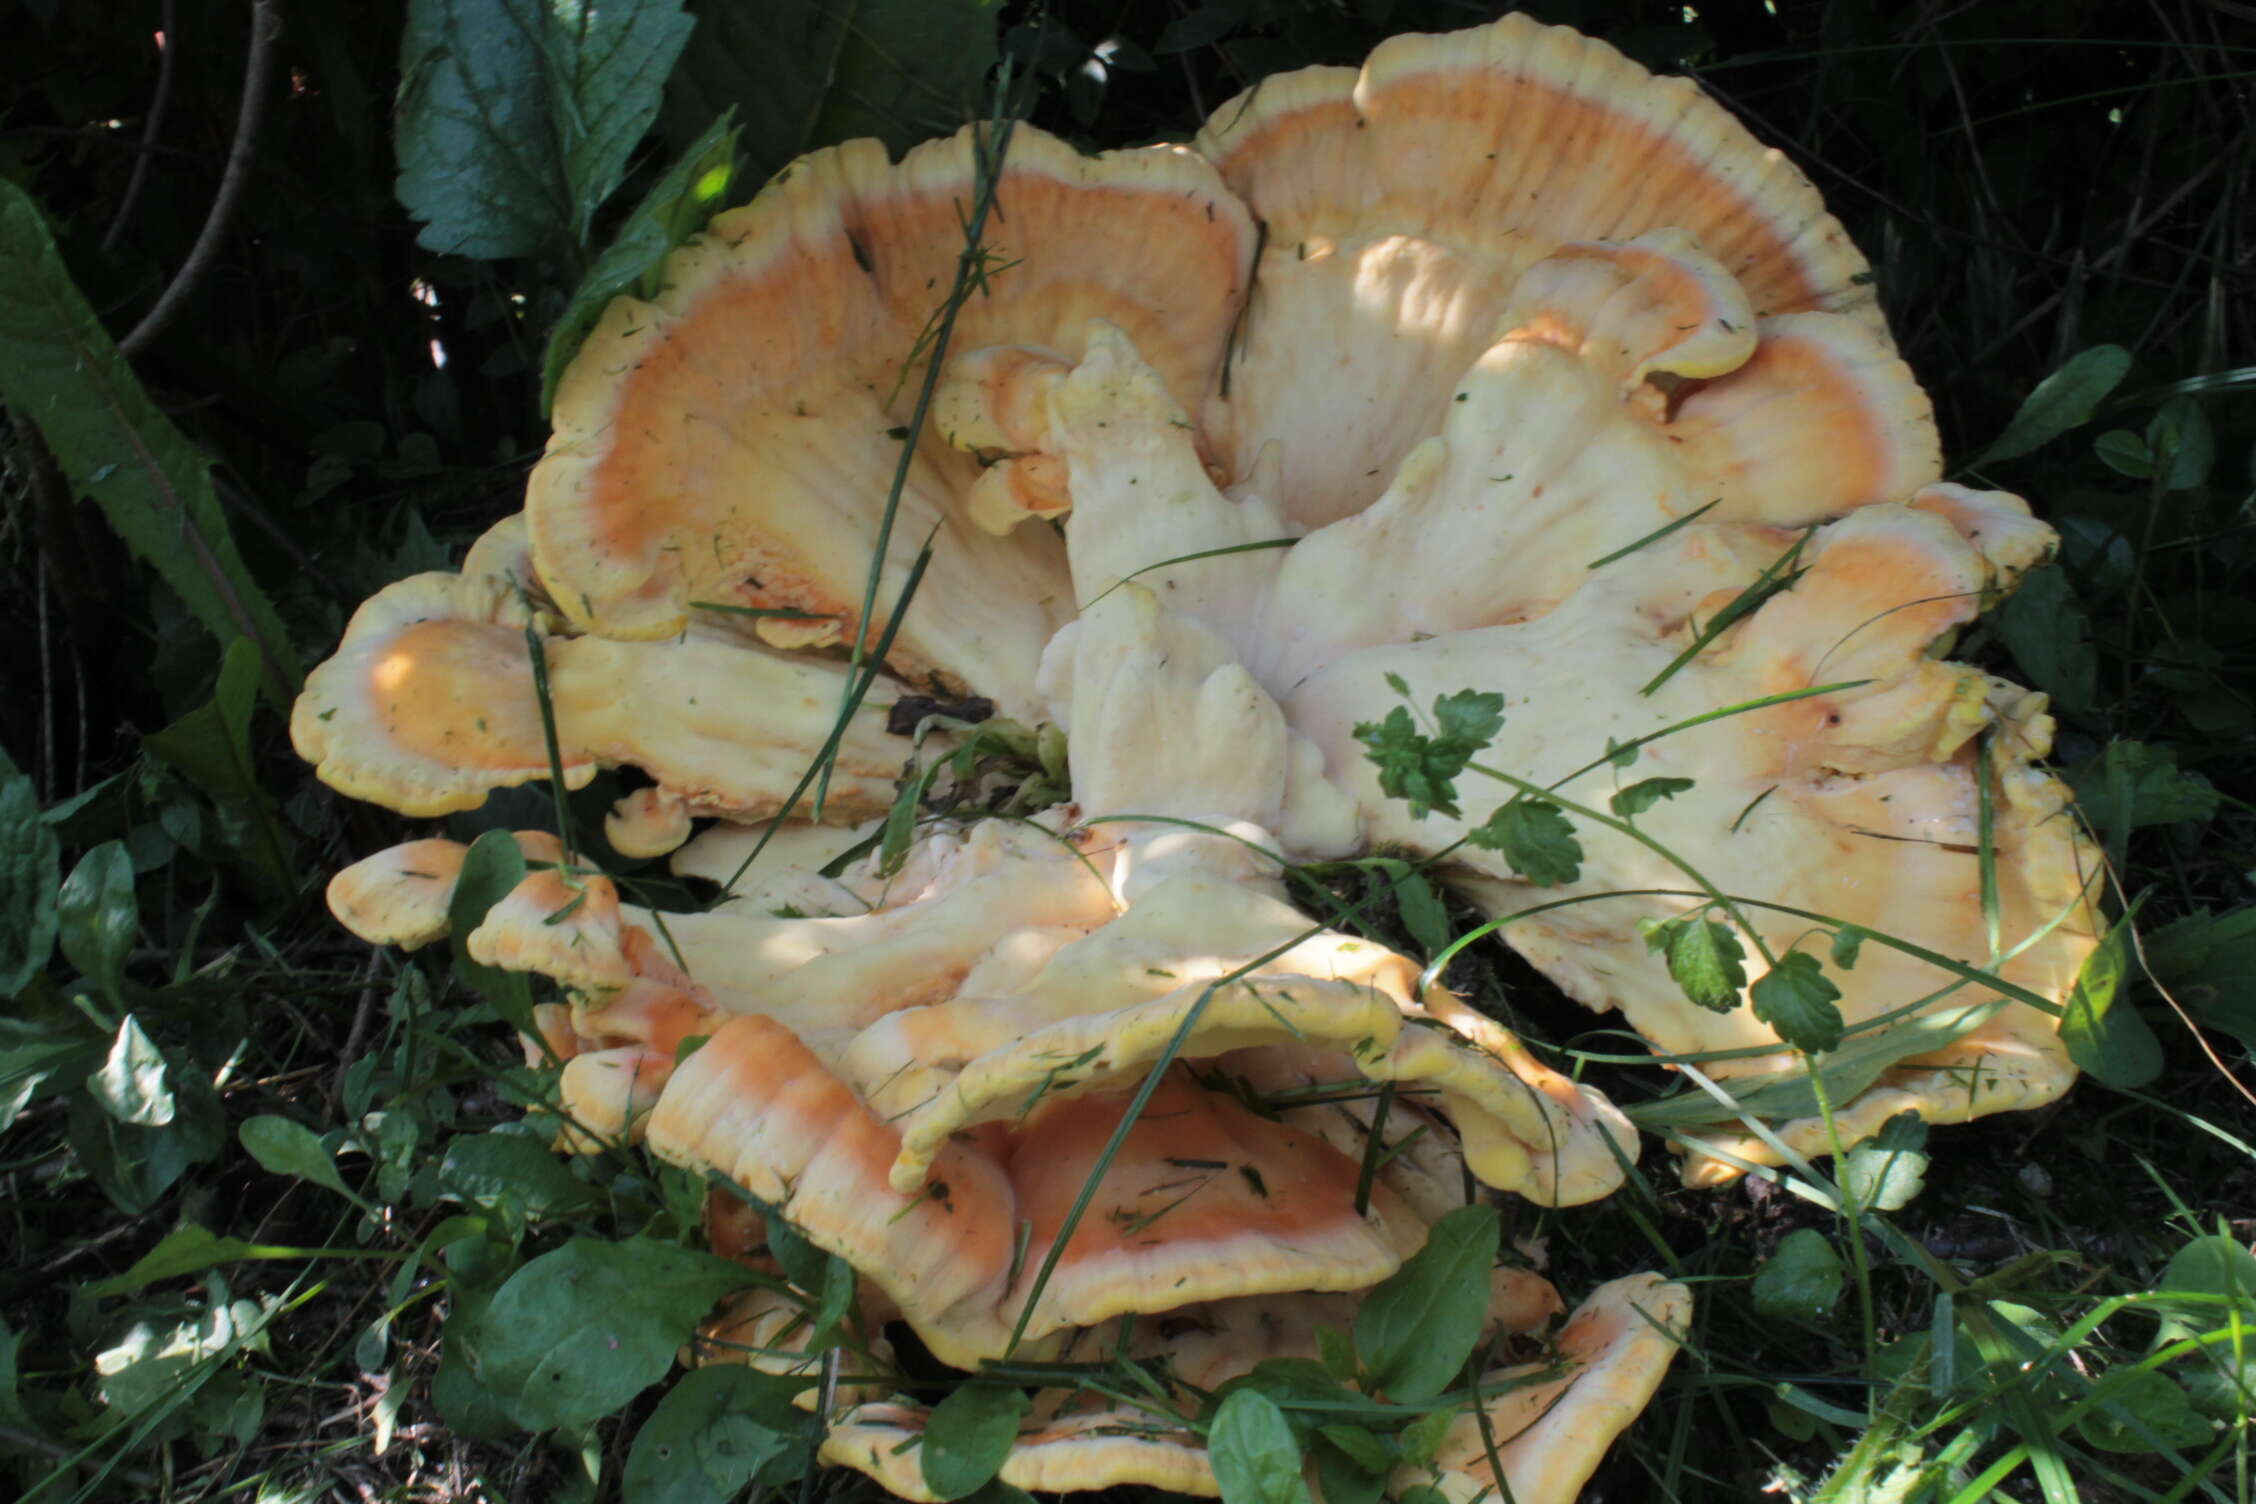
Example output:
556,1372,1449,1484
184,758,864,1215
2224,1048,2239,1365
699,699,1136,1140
293,12,2102,1500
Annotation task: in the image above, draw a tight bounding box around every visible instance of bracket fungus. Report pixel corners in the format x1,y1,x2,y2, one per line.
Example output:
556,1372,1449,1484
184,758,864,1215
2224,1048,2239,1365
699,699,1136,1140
297,11,2102,1501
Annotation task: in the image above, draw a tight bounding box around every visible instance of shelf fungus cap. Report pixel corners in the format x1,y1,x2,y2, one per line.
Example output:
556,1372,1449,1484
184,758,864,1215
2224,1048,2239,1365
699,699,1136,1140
527,125,1254,713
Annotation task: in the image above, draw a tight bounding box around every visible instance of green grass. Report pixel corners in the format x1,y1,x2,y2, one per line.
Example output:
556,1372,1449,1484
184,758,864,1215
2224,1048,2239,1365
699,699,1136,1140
2,1,2253,1501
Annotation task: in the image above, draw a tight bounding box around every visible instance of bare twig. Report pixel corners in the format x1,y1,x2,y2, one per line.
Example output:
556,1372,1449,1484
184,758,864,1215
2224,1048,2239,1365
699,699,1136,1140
119,0,281,360
102,0,181,255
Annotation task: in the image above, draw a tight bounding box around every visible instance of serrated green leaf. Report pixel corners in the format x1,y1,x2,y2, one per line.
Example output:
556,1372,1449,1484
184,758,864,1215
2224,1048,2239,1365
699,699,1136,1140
1430,690,1503,750
921,1384,1031,1500
240,1115,370,1209
1658,918,1746,1013
1611,776,1695,817
1750,950,1845,1054
543,113,740,413
1208,1389,1312,1504
1969,344,2132,467
396,0,696,260
1352,1205,1498,1402
0,775,59,994
623,1366,807,1504
1468,798,1581,887
0,180,295,689
2061,915,2162,1088
475,1237,757,1429
93,1015,172,1126
58,841,136,1007
1753,1228,1843,1322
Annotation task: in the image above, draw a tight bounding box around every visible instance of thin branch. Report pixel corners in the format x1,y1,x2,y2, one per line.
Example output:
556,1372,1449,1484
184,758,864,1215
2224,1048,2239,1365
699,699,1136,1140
102,0,181,255
119,0,281,359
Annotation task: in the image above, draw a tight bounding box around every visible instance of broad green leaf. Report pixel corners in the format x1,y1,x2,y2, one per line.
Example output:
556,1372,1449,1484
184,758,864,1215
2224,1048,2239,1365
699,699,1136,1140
83,1222,370,1299
543,113,740,413
395,0,696,259
2093,429,2152,478
0,180,294,689
1352,1205,1499,1402
93,1015,173,1126
143,637,296,905
2154,1234,2256,1348
1310,1439,1388,1504
0,774,59,994
1365,860,1450,957
2061,917,2163,1088
474,1236,757,1429
447,830,538,1036
1611,776,1695,818
1750,950,1845,1054
1314,1425,1392,1475
2069,741,2218,867
67,1055,224,1213
661,0,997,174
433,1284,517,1441
1468,798,1582,887
2146,395,2215,493
58,840,137,1006
2076,1367,2212,1453
1996,566,2099,714
1207,1389,1313,1504
921,1384,1031,1500
1430,690,1504,749
1315,1326,1358,1384
1969,344,2132,467
1753,1228,1843,1322
240,1115,368,1208
623,1366,807,1504
94,1287,278,1423
1396,1412,1453,1469
2142,905,2256,1048
1840,1111,1929,1211
1651,917,1746,1013
440,1131,598,1217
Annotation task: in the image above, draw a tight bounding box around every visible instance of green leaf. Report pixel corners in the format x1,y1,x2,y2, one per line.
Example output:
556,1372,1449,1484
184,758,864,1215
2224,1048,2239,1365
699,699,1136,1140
93,1015,173,1126
1207,1389,1313,1504
1352,1204,1499,1402
1354,690,1504,822
1611,776,1695,818
2142,905,2256,1048
1650,917,1746,1013
1749,950,1845,1054
623,1367,807,1504
474,1236,757,1429
662,0,997,175
921,1384,1031,1500
1996,566,2099,714
1467,798,1582,886
440,1131,599,1217
2154,1234,2256,1348
1309,1440,1387,1504
240,1115,370,1208
1314,1424,1392,1475
1840,1111,1929,1211
1430,690,1504,750
67,1050,224,1213
1829,926,1864,970
0,181,294,690
1752,1228,1844,1322
1968,344,2132,467
2060,915,2163,1088
143,638,297,906
2146,395,2215,493
543,113,740,413
2068,741,2218,866
1364,860,1450,957
2093,429,2152,478
395,0,696,259
58,840,137,1007
2076,1367,2212,1454
447,830,538,1037
0,774,59,994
